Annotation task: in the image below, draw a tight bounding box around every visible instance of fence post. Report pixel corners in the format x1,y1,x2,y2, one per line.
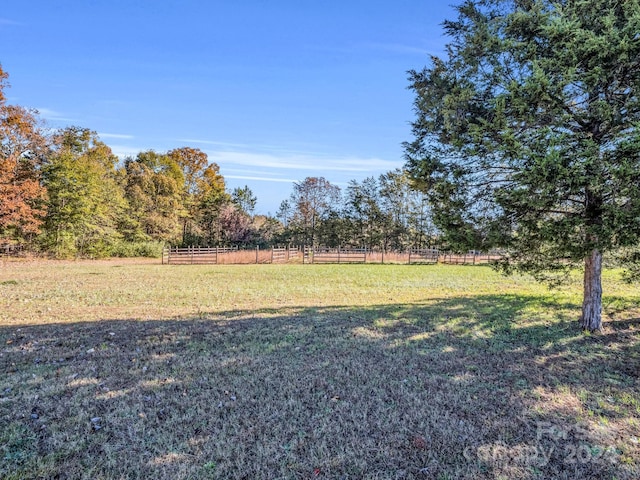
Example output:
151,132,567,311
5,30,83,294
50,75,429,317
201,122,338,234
256,246,259,264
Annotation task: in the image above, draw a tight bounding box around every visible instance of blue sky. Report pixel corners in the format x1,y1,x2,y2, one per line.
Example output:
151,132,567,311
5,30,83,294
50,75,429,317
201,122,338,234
1,1,456,215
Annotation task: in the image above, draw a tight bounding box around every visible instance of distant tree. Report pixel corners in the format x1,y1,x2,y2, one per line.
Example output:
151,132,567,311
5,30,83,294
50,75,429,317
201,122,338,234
276,199,292,229
42,127,126,257
0,65,48,244
123,151,185,243
289,177,341,246
404,0,640,331
196,163,229,245
231,185,257,216
316,210,352,248
198,163,226,199
379,170,436,249
346,174,419,252
168,147,208,195
345,177,386,249
253,214,283,247
168,147,210,244
406,187,435,249
218,203,253,245
378,170,410,250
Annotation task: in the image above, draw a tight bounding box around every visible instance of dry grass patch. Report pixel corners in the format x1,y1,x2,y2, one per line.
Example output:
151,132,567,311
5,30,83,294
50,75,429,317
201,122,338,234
0,260,639,479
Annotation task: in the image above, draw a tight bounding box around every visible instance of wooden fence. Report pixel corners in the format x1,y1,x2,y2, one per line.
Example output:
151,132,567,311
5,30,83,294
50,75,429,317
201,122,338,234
162,245,502,266
439,252,502,265
271,246,300,263
162,246,301,265
304,247,367,264
408,248,439,264
0,244,24,258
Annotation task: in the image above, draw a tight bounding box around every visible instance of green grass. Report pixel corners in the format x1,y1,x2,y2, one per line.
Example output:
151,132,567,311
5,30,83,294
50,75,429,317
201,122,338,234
0,259,639,479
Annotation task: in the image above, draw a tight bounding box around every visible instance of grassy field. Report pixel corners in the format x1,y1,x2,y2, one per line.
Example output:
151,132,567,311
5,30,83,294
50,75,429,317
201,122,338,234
0,259,639,479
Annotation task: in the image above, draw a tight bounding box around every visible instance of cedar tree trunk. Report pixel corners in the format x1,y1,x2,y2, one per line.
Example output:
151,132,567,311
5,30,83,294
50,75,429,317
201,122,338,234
580,249,603,332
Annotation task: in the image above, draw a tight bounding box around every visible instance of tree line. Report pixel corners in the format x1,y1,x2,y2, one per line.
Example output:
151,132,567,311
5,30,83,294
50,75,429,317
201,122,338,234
277,174,434,251
1,65,437,258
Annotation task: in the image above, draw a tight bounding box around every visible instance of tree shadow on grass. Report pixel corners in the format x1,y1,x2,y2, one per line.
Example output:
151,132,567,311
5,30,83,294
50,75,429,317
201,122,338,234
0,294,638,479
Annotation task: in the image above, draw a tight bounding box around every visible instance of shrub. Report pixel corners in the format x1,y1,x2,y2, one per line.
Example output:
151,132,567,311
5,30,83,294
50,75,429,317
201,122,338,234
109,240,164,258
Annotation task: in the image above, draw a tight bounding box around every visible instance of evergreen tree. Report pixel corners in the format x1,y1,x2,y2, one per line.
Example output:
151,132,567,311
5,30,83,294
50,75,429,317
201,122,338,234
405,0,640,330
231,186,257,217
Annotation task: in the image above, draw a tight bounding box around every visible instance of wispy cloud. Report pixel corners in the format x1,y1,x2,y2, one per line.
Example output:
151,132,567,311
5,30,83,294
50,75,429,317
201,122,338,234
223,168,289,178
178,138,322,157
207,150,400,174
223,167,298,184
35,107,75,123
178,137,401,174
98,133,135,140
177,138,248,149
105,136,403,183
224,175,299,184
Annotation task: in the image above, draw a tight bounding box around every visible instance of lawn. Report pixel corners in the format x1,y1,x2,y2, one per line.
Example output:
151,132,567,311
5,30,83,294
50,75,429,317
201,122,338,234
1,259,639,479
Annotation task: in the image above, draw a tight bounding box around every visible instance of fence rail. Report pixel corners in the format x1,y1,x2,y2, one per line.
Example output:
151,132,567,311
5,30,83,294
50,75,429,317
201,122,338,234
0,244,24,258
162,245,503,266
439,252,502,265
408,248,440,264
162,246,300,265
271,246,300,263
304,247,367,264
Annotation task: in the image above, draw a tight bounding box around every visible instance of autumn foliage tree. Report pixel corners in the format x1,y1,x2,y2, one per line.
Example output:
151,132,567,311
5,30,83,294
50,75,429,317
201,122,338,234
0,65,48,244
123,151,186,243
42,127,126,257
196,163,229,245
168,147,209,244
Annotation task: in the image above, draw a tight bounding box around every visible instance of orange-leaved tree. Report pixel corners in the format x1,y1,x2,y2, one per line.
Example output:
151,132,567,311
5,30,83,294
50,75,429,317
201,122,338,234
0,65,48,245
